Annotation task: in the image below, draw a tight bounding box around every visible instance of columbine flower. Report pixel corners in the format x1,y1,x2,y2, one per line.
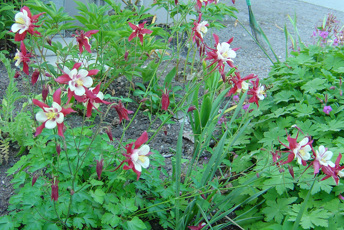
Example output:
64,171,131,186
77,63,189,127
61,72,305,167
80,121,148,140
247,78,265,108
161,88,171,111
115,131,152,180
313,145,335,175
205,34,238,79
33,88,75,137
323,105,332,115
192,14,209,43
11,6,44,41
113,100,134,122
128,21,153,45
73,30,99,54
77,84,111,117
55,63,98,101
227,72,257,97
51,178,59,201
31,69,40,85
279,130,312,166
14,41,31,75
321,153,344,185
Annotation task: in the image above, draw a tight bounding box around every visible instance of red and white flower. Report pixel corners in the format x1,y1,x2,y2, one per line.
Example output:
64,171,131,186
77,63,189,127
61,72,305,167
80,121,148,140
55,63,98,101
192,14,209,43
33,88,75,137
115,131,152,180
227,72,257,96
14,41,31,75
11,6,44,41
247,78,265,107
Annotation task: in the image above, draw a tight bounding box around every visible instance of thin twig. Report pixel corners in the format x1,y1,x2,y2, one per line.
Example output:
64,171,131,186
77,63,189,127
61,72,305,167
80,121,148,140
224,216,244,230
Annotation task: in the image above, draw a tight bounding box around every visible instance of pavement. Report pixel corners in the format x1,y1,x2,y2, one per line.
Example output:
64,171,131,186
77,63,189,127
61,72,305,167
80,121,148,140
40,0,344,80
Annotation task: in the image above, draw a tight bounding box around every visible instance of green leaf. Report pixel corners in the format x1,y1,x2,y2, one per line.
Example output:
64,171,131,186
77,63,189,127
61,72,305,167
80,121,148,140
263,174,294,195
90,179,104,186
300,78,327,94
90,188,105,204
101,213,120,228
73,217,85,229
164,67,177,86
289,206,331,229
126,216,147,230
0,216,20,229
262,197,297,224
120,198,138,213
293,103,314,117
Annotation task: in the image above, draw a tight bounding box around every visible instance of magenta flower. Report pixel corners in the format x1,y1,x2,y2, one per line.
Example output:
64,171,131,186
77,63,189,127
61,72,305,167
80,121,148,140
32,174,39,187
321,153,344,185
55,63,98,102
105,126,113,141
323,105,332,115
14,41,31,75
51,178,59,201
161,88,171,111
31,69,40,85
313,145,335,175
33,88,75,137
113,100,134,122
196,0,218,9
188,222,206,230
73,30,99,54
128,21,153,45
115,131,152,180
11,6,45,41
247,78,265,108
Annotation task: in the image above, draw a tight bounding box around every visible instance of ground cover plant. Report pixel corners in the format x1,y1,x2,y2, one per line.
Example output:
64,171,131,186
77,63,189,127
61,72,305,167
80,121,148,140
0,0,343,229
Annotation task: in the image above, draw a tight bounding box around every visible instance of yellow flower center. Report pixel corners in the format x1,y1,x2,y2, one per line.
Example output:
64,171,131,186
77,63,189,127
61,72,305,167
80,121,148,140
76,79,83,86
46,111,57,120
299,149,306,157
321,158,327,163
138,155,146,163
200,27,207,33
222,51,229,58
16,17,25,25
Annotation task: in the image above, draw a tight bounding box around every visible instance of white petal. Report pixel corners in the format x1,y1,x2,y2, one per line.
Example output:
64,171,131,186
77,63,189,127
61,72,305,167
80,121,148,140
52,102,62,112
318,145,325,155
131,152,139,162
133,161,142,172
69,69,78,79
139,156,150,168
45,120,57,129
299,138,309,146
138,145,150,156
74,86,85,96
227,49,236,59
11,23,23,33
325,150,333,160
78,69,89,78
82,76,93,88
36,111,47,123
55,113,64,124
328,161,335,168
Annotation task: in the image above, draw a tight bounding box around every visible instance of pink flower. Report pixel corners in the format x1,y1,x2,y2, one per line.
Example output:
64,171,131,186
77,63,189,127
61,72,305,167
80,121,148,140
42,84,49,102
33,88,75,137
115,131,152,180
323,105,332,115
247,78,265,108
113,101,134,122
32,174,39,187
128,21,153,45
279,130,312,166
188,105,197,113
73,30,99,54
313,145,335,175
161,88,171,111
227,72,257,96
192,14,209,43
56,143,61,156
14,41,31,75
51,178,59,201
96,159,104,180
11,6,44,41
55,63,98,102
205,34,237,78
105,126,113,141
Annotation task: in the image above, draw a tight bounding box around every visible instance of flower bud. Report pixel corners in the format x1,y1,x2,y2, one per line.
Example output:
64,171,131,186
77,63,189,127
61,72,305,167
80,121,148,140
51,179,59,201
56,144,61,156
288,165,295,179
105,126,113,141
14,71,21,79
168,37,173,43
140,98,148,103
45,73,53,78
187,105,196,113
42,84,49,102
46,37,52,46
329,86,336,90
96,159,104,180
32,174,39,186
124,51,129,61
31,69,40,85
